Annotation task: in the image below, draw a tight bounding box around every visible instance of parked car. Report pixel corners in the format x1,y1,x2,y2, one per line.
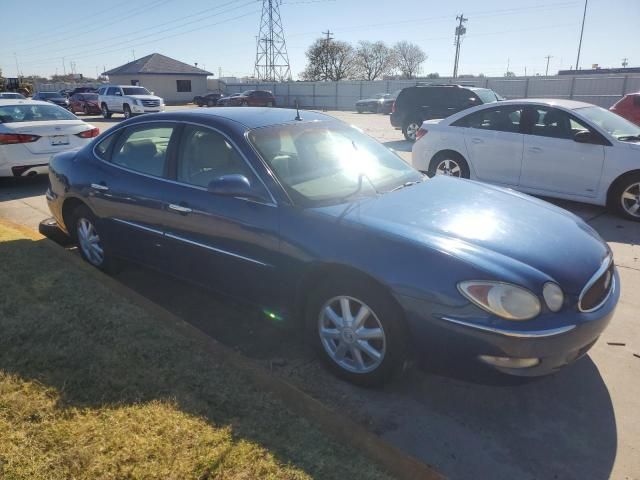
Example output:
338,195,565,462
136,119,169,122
193,93,222,107
391,84,501,141
0,99,98,177
610,92,640,125
97,85,164,119
356,93,393,114
45,107,618,386
227,90,276,107
0,92,26,99
32,91,70,109
217,93,242,106
412,98,640,221
68,93,101,115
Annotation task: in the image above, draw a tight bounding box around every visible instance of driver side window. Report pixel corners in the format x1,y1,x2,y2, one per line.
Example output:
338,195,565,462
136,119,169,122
527,107,590,140
176,126,256,189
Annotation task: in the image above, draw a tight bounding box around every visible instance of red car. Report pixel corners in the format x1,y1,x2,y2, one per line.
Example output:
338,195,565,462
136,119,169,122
68,93,101,115
228,90,276,107
610,92,640,125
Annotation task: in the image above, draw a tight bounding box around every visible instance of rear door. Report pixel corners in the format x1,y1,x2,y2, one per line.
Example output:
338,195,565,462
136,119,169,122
88,122,179,267
159,124,282,306
519,106,605,197
454,104,525,185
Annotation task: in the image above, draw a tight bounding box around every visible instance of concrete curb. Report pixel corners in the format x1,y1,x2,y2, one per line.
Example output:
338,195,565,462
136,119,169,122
1,218,445,480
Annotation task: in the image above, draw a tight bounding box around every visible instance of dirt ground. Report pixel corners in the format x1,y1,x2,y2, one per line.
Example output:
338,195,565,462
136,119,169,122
1,105,639,480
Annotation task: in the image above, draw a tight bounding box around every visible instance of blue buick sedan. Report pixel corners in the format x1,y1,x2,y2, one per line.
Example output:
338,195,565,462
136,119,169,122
46,107,619,386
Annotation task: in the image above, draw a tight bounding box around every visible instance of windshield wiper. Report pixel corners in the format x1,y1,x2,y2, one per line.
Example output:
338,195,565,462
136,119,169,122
617,134,640,141
388,180,423,193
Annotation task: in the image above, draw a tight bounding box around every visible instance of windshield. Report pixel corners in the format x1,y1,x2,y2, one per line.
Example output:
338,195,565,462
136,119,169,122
0,93,25,99
249,122,422,206
0,104,77,123
373,93,389,99
575,106,640,140
242,90,254,96
122,87,151,96
81,94,98,100
473,89,499,104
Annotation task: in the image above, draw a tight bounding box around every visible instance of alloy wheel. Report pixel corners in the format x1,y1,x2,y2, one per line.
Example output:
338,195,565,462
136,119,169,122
621,182,640,218
406,122,419,140
77,218,104,266
435,158,462,177
318,295,386,374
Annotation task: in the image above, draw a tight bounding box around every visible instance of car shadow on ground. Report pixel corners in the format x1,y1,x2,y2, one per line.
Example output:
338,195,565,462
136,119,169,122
0,175,48,201
383,140,413,153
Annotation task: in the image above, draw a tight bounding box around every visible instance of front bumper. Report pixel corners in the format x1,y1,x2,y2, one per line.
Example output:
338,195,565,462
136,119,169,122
131,104,165,114
397,269,620,376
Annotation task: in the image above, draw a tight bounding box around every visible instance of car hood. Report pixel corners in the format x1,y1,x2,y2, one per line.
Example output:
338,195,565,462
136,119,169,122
127,95,162,101
357,98,384,103
313,177,609,294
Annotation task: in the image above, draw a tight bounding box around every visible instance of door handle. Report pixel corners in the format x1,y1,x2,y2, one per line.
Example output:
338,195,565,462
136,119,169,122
168,203,192,214
528,146,543,153
471,137,483,144
90,183,109,191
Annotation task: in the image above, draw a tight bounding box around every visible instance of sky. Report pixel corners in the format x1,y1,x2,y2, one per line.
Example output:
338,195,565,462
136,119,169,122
1,0,638,80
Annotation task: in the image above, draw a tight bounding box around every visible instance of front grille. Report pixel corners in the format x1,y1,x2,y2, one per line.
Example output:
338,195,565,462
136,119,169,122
579,258,615,312
141,99,160,107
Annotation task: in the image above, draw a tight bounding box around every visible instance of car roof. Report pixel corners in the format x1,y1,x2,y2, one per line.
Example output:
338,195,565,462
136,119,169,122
164,107,334,129
0,99,50,106
491,98,595,109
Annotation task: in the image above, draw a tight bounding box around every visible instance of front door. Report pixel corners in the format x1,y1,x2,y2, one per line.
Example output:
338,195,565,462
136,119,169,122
455,104,525,186
160,124,282,307
519,106,605,197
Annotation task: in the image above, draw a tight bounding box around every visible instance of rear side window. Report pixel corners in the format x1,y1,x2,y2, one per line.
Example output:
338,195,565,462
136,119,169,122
473,89,500,104
110,124,176,177
453,106,523,133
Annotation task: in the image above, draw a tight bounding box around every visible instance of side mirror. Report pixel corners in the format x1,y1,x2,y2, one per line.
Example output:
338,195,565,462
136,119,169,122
574,130,598,144
207,174,266,202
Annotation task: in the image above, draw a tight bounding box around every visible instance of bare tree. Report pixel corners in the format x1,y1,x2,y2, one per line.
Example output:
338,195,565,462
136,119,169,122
301,38,356,81
393,41,427,79
354,41,395,80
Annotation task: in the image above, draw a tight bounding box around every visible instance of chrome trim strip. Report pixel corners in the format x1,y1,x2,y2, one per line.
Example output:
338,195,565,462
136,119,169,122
439,316,576,338
168,203,192,213
91,119,277,207
112,218,163,236
578,255,614,313
164,232,270,267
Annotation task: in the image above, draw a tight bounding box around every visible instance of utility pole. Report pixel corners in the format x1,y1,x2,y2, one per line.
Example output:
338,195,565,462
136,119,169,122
544,55,553,76
62,57,66,76
13,52,21,77
622,57,629,68
322,29,334,42
254,0,292,81
575,0,588,70
131,49,136,61
452,14,467,79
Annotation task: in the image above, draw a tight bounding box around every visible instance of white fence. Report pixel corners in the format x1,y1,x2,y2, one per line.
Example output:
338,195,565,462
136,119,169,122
225,74,640,110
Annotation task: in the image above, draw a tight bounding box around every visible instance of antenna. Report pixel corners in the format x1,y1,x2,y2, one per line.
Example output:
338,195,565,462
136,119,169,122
294,99,302,121
254,0,292,81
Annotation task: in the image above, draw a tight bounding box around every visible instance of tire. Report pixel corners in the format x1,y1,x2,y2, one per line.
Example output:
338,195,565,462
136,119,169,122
266,101,273,107
101,103,112,119
427,151,470,179
241,100,248,107
83,105,89,115
70,205,117,273
356,107,364,114
207,99,215,107
607,172,640,221
123,104,132,119
402,119,422,141
306,275,407,386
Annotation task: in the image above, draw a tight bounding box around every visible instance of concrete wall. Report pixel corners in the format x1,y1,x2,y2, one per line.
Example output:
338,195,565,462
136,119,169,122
107,74,208,103
224,74,640,110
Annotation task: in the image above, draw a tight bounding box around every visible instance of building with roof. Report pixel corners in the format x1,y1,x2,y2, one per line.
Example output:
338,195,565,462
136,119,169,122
103,53,212,103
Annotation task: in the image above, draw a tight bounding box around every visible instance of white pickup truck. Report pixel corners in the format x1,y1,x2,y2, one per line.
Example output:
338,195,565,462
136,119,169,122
97,85,164,119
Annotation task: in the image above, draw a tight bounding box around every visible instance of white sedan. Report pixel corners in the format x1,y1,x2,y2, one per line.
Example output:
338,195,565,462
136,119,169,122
411,99,640,221
0,99,99,178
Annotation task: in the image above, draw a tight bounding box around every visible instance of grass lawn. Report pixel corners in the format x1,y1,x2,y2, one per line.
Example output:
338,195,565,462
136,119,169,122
0,221,393,480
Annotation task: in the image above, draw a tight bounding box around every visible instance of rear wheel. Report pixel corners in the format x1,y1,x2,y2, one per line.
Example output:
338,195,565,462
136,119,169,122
101,103,112,119
427,151,470,179
207,99,215,107
306,276,407,386
402,119,422,141
71,205,117,273
608,172,640,221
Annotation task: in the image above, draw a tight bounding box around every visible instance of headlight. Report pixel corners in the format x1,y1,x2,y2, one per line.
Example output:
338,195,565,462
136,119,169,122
458,281,541,321
133,99,140,106
542,282,564,312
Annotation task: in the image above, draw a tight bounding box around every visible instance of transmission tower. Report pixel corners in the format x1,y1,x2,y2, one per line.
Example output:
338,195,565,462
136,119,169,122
254,0,291,81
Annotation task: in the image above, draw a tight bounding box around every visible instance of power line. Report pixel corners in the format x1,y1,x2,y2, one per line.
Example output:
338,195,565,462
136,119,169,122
452,14,467,79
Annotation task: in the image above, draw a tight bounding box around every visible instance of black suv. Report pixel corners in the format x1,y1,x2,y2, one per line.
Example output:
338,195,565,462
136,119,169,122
390,84,501,141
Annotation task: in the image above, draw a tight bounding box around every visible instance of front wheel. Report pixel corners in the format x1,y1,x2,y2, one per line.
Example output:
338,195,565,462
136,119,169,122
402,119,421,141
123,104,132,119
608,173,640,221
307,277,407,386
